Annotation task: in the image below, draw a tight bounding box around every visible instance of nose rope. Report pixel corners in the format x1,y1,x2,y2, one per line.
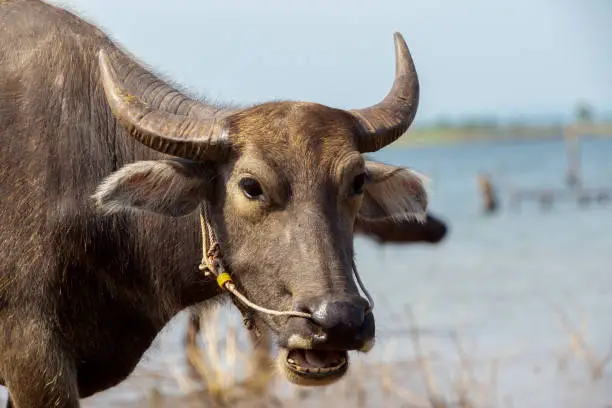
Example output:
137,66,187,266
352,260,375,314
197,204,374,320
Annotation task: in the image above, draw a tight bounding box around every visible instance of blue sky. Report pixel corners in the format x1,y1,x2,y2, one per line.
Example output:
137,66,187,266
50,0,612,125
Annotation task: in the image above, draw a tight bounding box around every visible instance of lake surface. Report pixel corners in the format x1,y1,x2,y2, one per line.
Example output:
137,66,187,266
5,137,612,407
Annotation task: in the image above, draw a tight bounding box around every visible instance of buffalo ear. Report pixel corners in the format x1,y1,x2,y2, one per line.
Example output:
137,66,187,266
91,159,213,217
357,160,428,223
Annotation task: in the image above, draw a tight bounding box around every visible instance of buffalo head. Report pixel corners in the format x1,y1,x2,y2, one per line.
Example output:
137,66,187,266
92,33,425,386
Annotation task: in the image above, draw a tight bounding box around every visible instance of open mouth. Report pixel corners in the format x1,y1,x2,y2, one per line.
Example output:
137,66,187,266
278,348,349,386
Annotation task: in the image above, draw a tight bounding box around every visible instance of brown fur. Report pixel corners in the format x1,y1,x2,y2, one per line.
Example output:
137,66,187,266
0,1,428,406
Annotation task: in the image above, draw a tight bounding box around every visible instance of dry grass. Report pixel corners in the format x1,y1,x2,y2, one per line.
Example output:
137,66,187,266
171,306,278,407
553,306,612,381
119,304,611,408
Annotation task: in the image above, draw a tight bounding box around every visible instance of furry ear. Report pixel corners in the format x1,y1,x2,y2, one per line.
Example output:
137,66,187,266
358,160,429,223
91,159,213,217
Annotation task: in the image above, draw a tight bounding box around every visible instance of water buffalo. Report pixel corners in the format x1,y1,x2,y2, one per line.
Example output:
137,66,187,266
0,1,427,406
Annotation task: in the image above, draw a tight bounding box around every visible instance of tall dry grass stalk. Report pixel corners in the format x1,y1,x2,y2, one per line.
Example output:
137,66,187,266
554,306,612,381
181,305,278,407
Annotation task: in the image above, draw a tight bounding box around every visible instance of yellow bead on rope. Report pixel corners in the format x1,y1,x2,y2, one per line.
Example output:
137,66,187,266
216,272,233,289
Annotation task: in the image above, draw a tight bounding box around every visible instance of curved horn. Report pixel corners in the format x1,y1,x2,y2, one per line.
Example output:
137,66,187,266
349,32,420,152
98,49,233,162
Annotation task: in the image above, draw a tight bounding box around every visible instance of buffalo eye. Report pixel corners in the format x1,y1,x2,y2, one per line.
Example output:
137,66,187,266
239,177,264,200
351,173,366,196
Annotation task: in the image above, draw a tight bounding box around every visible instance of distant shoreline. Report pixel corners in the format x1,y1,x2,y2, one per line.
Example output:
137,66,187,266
393,122,612,148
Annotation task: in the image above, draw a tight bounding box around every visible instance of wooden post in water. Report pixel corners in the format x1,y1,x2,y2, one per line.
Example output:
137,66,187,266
477,173,498,214
564,126,582,188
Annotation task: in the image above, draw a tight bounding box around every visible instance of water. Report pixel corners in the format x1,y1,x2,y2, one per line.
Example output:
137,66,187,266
5,137,612,407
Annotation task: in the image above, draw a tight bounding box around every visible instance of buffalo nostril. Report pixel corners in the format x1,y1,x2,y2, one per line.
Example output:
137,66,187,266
310,300,366,331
